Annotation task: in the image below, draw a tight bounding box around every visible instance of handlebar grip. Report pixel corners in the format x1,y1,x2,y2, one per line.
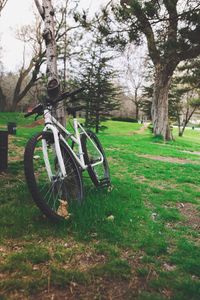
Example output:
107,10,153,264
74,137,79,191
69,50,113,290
58,87,86,102
24,104,44,118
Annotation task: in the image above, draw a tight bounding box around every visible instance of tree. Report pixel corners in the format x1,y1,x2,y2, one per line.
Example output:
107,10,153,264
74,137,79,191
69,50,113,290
141,57,200,137
72,40,119,133
0,43,6,111
56,0,81,88
140,85,153,120
10,20,45,112
169,58,200,136
35,0,60,98
34,0,66,125
0,1,80,113
0,0,8,14
99,0,200,140
34,0,82,126
0,85,6,112
0,17,45,112
0,0,7,109
120,45,148,120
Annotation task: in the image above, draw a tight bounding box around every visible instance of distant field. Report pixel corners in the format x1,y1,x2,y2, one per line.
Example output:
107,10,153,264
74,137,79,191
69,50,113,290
0,113,199,299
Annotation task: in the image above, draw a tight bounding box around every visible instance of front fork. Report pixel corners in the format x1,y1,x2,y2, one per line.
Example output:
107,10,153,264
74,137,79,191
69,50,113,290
42,125,66,181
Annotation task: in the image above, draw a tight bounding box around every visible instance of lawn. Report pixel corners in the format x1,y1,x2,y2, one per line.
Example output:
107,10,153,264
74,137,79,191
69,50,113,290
0,113,200,299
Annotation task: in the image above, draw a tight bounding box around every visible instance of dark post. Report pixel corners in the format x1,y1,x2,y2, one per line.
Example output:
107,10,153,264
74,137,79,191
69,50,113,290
7,122,17,135
0,130,8,172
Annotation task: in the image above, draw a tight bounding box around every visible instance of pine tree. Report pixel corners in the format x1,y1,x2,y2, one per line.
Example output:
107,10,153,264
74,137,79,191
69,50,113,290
72,40,119,133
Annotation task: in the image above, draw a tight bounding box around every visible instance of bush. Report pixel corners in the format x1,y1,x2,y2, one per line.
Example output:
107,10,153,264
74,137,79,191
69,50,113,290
111,117,138,123
148,123,153,133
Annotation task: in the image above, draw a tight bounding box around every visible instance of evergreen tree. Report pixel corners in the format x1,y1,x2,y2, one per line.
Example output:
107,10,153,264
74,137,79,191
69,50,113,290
72,39,119,133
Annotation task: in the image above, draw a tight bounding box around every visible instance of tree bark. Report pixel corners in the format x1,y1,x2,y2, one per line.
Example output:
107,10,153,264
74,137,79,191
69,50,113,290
135,104,139,121
0,0,8,14
0,85,6,112
41,0,60,98
10,54,44,112
95,113,99,134
35,0,66,127
151,64,173,140
177,114,181,137
134,87,139,120
179,107,196,137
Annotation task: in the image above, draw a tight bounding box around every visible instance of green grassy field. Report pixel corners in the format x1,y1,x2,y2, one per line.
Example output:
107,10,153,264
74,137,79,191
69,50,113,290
0,112,200,299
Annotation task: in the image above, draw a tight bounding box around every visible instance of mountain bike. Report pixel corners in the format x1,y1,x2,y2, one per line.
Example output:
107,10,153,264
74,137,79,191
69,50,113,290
24,88,110,222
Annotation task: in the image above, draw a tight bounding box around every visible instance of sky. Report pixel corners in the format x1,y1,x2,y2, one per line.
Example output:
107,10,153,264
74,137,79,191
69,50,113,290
0,0,115,71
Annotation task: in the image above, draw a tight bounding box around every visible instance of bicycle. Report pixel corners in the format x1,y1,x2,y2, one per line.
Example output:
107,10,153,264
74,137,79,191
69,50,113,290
24,88,111,222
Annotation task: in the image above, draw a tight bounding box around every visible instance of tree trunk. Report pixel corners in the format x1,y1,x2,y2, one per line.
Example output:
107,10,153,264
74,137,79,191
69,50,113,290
95,112,99,134
177,114,182,137
179,121,187,137
0,86,6,112
179,107,196,137
151,65,173,140
10,101,17,112
135,104,139,121
0,0,8,14
134,88,139,121
42,0,60,98
35,0,66,127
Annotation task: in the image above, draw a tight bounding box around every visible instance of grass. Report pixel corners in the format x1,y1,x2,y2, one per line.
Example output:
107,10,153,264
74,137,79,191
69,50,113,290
0,112,200,299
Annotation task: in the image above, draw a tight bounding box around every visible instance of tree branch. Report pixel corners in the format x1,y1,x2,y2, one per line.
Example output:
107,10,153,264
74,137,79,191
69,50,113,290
163,0,178,56
135,5,160,65
0,0,8,14
34,0,44,19
121,1,160,65
179,44,200,61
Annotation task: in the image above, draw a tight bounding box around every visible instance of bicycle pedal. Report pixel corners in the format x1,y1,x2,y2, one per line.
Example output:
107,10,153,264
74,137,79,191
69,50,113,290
98,178,111,187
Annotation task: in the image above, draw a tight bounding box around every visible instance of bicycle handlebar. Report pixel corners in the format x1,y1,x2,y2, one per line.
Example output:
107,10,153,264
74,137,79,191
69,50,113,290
24,104,44,118
24,87,85,118
24,111,34,118
55,87,85,103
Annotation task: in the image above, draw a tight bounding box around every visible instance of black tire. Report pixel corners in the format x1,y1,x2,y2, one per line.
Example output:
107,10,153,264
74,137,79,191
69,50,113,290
81,130,110,187
24,132,83,222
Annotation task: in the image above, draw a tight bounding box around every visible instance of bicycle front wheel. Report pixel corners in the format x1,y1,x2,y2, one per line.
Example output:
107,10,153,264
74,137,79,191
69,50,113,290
24,132,83,222
81,130,110,187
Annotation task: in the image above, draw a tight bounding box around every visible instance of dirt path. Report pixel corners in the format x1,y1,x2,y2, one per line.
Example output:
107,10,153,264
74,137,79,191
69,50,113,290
137,154,200,165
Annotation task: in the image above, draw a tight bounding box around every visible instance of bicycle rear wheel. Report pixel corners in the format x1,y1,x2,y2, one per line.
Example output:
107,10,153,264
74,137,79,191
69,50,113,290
81,130,110,187
24,132,83,222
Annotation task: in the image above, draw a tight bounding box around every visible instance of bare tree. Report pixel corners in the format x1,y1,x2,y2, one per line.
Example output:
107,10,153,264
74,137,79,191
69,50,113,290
56,0,81,88
120,45,148,120
34,0,67,126
9,19,45,112
0,85,6,111
0,17,45,112
0,0,8,14
179,96,200,136
0,1,80,113
0,1,8,108
0,39,6,111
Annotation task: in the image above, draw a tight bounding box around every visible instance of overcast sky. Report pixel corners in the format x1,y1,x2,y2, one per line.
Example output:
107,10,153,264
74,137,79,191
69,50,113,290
0,0,114,71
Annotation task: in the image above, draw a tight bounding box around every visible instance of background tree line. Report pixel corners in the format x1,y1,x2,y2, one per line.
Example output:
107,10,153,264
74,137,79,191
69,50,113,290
0,0,200,137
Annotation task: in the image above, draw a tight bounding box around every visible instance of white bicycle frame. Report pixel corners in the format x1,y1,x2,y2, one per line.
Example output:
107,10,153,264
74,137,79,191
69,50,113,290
42,107,104,180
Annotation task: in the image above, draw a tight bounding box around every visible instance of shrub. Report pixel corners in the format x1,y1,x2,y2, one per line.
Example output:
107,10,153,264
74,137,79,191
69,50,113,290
111,117,138,123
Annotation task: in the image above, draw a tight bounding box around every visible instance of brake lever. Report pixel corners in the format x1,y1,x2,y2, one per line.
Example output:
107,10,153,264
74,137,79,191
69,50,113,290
35,114,40,121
